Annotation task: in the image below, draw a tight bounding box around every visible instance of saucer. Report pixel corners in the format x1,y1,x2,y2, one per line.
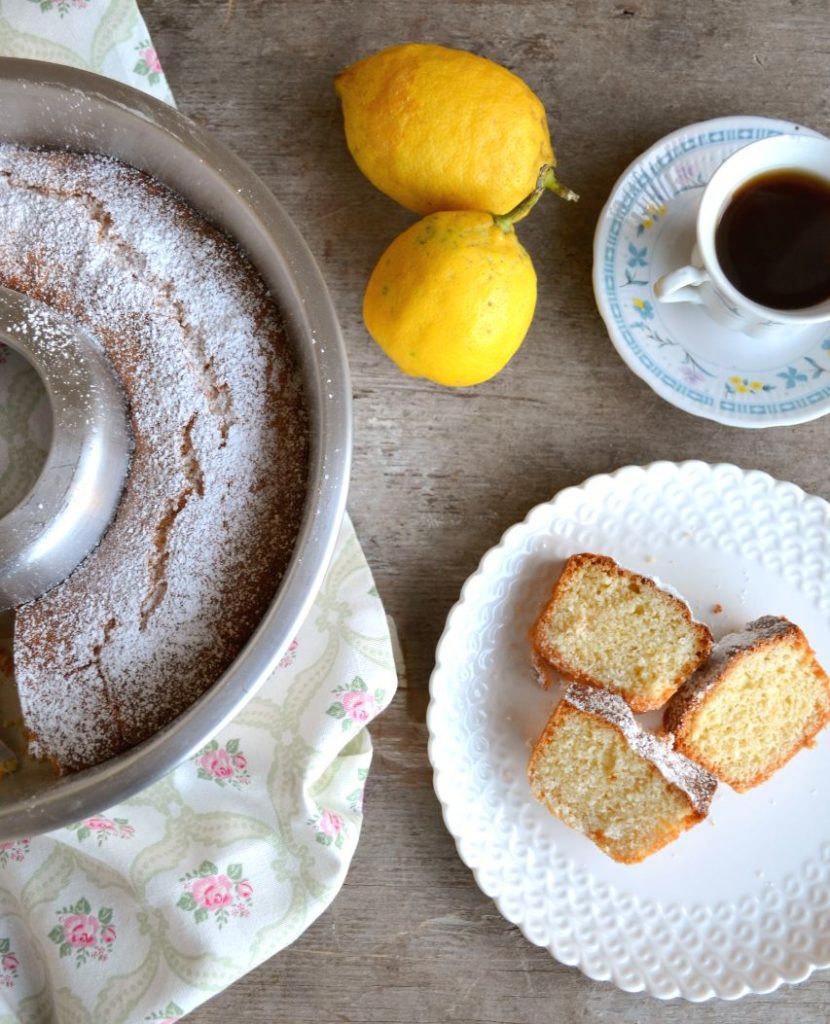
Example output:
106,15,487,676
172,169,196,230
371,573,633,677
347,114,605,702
593,116,830,428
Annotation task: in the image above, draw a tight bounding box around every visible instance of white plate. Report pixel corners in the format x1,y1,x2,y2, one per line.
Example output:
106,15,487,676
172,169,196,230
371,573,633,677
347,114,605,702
428,461,830,1001
593,116,830,428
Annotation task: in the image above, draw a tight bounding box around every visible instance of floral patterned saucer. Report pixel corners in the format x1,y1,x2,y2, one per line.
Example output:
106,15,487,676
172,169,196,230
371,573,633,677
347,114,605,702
593,116,830,428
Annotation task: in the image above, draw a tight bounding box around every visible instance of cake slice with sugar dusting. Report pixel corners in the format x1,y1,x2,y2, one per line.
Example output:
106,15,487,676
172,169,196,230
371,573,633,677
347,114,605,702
528,683,717,863
664,616,830,791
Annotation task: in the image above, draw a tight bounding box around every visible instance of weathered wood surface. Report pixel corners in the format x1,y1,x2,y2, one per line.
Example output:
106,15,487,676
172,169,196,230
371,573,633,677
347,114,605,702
141,1,830,1019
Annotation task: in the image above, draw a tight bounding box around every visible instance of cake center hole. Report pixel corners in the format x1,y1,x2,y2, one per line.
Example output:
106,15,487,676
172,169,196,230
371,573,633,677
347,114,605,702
0,343,53,517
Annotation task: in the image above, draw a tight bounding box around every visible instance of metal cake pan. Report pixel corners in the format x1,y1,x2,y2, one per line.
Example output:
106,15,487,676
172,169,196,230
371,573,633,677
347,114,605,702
0,59,351,837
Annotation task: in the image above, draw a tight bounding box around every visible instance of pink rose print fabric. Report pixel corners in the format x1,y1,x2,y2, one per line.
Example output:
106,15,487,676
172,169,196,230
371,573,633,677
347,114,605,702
48,899,115,966
0,839,30,867
178,861,254,928
277,637,299,668
326,677,386,731
308,809,346,849
194,739,251,789
133,39,164,84
0,940,19,988
68,815,135,846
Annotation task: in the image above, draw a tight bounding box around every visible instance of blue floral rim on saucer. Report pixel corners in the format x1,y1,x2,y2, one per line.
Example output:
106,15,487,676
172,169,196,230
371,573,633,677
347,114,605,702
593,116,830,428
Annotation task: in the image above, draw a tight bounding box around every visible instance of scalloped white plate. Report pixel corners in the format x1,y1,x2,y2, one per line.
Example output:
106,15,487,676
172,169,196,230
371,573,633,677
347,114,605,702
428,461,830,1001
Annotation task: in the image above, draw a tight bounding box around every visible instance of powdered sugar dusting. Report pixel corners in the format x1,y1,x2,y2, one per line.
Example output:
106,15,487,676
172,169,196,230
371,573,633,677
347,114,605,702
1,145,309,773
663,616,797,737
563,683,717,814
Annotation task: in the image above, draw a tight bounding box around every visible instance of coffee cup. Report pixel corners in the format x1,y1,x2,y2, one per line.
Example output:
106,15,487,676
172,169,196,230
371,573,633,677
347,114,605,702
653,134,830,340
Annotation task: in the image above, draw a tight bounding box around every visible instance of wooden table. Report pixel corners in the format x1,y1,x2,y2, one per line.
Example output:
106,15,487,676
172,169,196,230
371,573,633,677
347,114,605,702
143,2,830,1019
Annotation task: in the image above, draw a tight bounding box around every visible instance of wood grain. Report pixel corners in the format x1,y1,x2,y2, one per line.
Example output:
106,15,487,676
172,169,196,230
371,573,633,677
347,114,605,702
140,1,830,1019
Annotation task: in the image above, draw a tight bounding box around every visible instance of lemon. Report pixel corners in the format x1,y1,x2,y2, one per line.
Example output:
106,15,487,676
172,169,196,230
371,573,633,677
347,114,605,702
336,42,576,215
363,207,537,387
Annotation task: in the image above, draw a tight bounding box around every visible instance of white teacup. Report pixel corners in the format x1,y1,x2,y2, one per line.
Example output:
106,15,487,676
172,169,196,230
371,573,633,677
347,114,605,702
654,133,830,341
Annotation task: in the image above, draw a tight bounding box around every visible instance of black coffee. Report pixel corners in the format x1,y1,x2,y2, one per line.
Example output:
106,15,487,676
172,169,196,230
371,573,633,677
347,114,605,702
715,169,830,310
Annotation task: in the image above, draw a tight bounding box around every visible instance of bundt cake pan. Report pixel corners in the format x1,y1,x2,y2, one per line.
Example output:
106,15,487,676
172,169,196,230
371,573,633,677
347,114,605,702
0,288,132,611
0,59,351,837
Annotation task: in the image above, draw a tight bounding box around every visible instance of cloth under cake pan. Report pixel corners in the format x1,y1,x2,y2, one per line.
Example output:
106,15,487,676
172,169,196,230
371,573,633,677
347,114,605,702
0,3,398,1021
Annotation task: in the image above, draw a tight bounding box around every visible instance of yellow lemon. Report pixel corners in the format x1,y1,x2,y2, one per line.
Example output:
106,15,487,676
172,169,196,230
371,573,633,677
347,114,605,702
363,208,537,387
336,42,575,215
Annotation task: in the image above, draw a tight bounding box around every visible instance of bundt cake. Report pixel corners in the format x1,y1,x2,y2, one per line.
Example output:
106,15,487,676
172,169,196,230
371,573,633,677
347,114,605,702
664,615,830,791
0,145,309,774
531,553,712,712
528,683,717,863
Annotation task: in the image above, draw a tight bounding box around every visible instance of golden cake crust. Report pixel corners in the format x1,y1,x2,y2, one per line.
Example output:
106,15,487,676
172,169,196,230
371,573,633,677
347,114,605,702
528,683,717,863
530,553,713,712
663,615,830,791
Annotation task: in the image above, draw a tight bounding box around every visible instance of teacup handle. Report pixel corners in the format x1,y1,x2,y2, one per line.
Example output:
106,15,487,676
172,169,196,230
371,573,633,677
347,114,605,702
653,265,710,305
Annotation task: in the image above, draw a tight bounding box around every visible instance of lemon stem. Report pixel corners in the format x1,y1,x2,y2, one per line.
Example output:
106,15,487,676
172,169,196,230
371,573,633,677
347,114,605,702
544,166,579,203
493,165,551,232
492,164,578,232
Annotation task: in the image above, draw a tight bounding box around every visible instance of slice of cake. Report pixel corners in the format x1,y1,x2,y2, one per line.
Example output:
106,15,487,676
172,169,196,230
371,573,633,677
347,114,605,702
531,553,712,712
528,683,717,863
664,616,830,791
